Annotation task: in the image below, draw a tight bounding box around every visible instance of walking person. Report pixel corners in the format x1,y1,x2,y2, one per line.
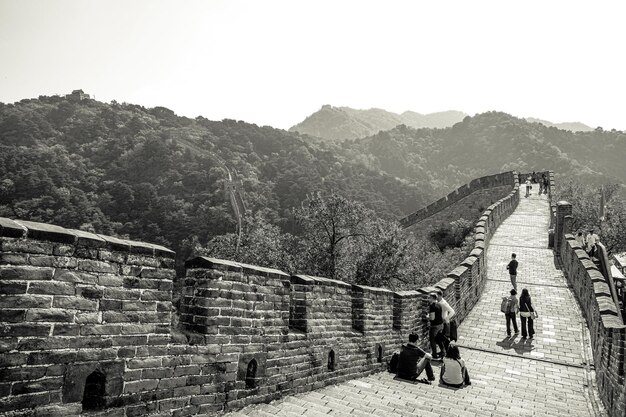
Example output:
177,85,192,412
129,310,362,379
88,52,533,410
586,230,597,258
440,344,471,388
503,289,519,337
506,253,518,290
519,288,537,339
427,293,445,358
525,176,531,197
543,174,549,194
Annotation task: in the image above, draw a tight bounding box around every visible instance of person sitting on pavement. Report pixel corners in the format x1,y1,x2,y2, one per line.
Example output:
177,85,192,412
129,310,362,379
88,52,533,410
440,344,471,388
396,333,436,384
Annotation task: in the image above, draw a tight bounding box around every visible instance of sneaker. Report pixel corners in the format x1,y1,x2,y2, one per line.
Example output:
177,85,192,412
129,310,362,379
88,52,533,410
428,376,436,382
417,378,431,385
514,331,519,335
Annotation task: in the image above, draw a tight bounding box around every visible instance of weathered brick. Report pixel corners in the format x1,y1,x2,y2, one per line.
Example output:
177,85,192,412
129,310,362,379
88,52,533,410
53,269,98,284
0,309,25,322
124,379,159,393
0,295,52,309
0,266,54,280
25,309,74,322
52,295,97,310
28,281,75,295
77,259,118,273
0,280,28,294
29,255,77,268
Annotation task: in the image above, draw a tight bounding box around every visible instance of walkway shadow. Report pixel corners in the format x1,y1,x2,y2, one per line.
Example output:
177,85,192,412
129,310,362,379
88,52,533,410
496,336,534,355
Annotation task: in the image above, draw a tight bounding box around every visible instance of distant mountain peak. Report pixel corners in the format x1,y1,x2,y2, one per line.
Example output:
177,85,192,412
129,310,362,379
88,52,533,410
289,106,468,141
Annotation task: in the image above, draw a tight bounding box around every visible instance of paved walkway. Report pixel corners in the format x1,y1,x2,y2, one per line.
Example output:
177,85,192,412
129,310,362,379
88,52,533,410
223,192,605,417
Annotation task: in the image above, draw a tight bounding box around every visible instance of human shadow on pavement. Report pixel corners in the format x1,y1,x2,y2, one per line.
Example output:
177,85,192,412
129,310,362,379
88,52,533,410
496,336,533,355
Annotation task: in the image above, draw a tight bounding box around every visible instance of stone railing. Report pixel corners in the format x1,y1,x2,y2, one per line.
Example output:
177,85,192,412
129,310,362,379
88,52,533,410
554,200,626,417
0,173,521,416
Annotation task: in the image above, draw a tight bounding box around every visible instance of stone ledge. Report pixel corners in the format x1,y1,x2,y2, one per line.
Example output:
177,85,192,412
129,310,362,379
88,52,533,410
185,256,288,278
291,274,351,288
0,217,175,258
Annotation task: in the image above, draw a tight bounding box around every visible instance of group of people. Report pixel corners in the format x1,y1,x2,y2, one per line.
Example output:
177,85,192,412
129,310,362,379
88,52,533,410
391,290,471,387
524,172,549,197
390,254,541,387
575,230,600,259
503,253,538,338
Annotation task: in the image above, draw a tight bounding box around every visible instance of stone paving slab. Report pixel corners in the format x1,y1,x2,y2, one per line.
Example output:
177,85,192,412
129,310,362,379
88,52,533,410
224,349,593,417
222,192,603,417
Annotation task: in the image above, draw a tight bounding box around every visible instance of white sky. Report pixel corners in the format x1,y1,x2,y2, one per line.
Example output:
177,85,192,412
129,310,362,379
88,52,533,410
1,0,625,130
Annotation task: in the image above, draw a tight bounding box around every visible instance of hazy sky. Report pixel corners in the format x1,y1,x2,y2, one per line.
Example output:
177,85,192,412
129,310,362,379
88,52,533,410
1,0,625,130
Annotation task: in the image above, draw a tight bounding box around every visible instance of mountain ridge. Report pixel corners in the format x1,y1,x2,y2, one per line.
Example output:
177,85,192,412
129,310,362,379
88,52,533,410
290,105,596,141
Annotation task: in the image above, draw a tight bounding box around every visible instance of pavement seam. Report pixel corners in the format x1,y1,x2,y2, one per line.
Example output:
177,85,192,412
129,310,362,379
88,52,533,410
486,278,570,289
488,243,553,251
454,343,587,369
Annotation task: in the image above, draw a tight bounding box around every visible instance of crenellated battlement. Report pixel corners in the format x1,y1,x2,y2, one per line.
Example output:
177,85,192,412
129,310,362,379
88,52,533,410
0,172,523,416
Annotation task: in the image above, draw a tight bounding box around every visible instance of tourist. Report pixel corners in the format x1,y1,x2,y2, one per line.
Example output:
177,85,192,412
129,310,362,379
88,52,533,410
587,229,597,258
504,289,519,337
506,253,518,290
396,333,436,384
575,231,586,249
440,344,471,387
525,176,531,197
427,293,445,358
519,288,536,338
543,175,549,194
436,289,455,350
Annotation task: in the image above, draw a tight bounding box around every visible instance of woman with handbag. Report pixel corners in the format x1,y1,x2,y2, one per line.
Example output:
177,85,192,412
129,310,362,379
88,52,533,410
519,288,537,338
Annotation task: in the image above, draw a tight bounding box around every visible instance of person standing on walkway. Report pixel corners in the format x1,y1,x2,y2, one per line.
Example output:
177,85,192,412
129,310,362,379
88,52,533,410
436,289,456,345
506,253,518,290
586,230,597,258
504,289,519,337
525,176,531,197
519,288,536,338
575,231,586,249
427,293,445,358
543,175,549,194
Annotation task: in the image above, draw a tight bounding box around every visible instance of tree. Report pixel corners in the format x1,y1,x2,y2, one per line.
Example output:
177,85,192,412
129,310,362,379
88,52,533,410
294,192,369,280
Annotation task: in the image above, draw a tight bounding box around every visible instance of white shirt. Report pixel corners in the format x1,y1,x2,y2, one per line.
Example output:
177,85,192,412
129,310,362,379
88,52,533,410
587,234,596,246
439,298,455,321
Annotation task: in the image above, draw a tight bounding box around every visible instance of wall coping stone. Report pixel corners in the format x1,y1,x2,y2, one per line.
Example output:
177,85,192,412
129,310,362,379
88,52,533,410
15,219,77,244
291,274,351,288
0,217,27,238
352,284,393,295
185,256,289,278
0,216,175,258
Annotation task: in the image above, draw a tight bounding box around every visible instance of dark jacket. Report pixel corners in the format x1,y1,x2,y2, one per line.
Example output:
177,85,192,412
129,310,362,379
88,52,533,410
396,343,427,380
519,295,534,312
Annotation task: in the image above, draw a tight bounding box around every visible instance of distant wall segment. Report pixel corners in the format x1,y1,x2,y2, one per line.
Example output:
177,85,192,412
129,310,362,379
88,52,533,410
0,173,522,416
399,171,520,229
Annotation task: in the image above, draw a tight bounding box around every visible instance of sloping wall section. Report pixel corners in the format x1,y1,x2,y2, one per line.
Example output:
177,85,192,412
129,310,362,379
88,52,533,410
0,172,520,416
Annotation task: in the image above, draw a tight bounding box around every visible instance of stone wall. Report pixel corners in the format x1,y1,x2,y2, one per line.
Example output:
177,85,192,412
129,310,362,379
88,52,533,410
555,200,626,417
399,171,517,228
0,171,521,416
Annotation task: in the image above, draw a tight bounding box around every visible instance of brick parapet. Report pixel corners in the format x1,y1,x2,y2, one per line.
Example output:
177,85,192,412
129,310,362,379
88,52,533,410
555,199,626,417
0,170,523,416
399,171,517,228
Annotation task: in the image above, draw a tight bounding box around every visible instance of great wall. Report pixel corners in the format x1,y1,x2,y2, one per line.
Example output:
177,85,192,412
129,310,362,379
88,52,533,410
1,170,625,417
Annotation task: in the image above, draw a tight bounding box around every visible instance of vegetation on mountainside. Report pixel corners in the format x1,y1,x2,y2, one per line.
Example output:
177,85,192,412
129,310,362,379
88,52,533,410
195,193,474,290
553,179,626,255
343,112,626,193
0,96,433,272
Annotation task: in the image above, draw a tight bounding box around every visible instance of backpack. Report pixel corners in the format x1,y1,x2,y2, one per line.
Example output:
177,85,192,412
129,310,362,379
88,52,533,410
388,351,400,373
500,297,511,313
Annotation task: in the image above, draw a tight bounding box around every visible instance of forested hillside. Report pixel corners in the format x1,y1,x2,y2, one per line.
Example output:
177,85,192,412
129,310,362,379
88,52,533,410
0,96,434,261
343,112,626,193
